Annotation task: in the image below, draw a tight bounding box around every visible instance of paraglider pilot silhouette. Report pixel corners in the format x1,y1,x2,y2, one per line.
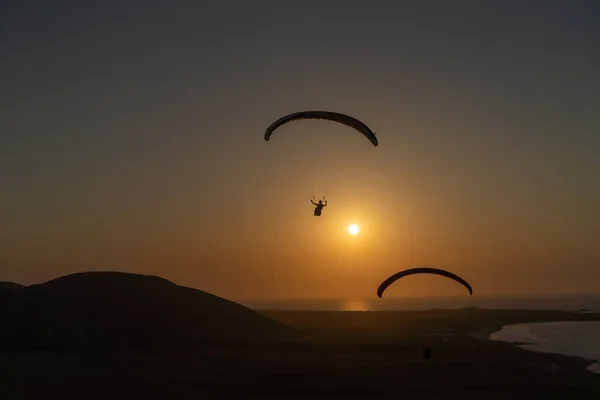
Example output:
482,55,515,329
311,197,327,216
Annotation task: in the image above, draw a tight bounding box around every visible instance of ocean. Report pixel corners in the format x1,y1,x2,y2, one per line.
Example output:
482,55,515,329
238,295,600,312
490,321,600,374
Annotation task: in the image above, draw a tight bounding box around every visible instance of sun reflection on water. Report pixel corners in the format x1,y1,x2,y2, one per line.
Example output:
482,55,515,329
340,299,371,311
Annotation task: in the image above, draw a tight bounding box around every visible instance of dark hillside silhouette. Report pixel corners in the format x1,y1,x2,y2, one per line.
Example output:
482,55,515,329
0,271,295,349
0,281,24,290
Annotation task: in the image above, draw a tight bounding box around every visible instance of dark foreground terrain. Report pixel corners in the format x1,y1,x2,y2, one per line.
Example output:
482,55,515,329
2,308,600,399
2,273,600,398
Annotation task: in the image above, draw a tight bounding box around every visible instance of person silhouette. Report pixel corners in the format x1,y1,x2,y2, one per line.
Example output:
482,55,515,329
423,347,432,360
310,197,327,216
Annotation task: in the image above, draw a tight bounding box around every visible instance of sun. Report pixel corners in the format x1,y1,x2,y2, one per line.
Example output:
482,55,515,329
348,224,360,235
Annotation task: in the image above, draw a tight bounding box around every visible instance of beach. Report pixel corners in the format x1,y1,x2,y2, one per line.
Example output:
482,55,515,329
490,321,600,374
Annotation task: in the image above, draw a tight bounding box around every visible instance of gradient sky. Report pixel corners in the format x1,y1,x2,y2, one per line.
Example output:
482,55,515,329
1,0,599,299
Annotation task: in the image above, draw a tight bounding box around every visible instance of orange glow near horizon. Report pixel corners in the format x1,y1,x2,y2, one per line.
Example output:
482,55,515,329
2,2,599,301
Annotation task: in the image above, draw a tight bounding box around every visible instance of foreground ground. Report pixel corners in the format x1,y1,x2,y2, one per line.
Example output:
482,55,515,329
1,308,600,399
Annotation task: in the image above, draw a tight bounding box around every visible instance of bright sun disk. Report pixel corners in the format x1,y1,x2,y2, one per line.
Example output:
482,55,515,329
348,224,360,235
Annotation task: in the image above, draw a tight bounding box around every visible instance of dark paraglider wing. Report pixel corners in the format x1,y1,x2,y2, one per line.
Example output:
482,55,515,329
264,111,378,146
377,267,473,298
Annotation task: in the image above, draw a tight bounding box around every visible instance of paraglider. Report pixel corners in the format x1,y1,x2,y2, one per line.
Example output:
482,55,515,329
377,268,473,298
264,111,378,216
311,197,327,216
264,111,378,147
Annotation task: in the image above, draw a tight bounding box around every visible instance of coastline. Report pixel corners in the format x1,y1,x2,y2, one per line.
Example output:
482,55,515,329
484,320,600,374
470,324,504,340
262,308,600,378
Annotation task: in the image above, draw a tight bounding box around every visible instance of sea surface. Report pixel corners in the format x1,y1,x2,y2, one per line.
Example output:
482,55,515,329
239,295,600,312
490,321,600,374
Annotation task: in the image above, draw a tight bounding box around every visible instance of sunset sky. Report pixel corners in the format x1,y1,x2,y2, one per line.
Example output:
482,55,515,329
1,1,599,299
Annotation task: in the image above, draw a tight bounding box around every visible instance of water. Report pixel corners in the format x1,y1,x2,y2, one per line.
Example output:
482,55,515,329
239,295,600,312
490,321,600,374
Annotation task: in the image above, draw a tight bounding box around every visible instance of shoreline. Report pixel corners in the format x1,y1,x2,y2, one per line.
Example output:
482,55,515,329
483,320,600,374
260,308,600,376
470,324,504,340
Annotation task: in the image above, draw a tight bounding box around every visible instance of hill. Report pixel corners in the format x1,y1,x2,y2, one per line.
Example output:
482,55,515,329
0,271,295,349
0,281,25,290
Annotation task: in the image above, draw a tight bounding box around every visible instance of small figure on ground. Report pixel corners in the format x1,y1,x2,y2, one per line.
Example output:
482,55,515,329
423,347,432,360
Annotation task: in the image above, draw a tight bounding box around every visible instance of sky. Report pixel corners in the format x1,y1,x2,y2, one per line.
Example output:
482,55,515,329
1,0,599,299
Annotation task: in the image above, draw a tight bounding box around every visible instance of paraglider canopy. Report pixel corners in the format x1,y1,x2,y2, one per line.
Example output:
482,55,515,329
377,268,473,298
264,111,378,146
